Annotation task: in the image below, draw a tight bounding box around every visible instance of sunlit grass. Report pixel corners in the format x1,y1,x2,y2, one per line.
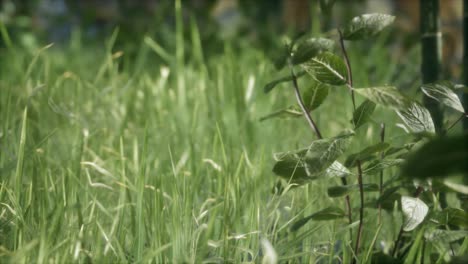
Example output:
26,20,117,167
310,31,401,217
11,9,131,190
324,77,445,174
0,14,427,262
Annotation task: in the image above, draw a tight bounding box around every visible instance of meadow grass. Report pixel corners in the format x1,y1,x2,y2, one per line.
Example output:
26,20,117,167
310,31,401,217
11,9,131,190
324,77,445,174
0,16,434,263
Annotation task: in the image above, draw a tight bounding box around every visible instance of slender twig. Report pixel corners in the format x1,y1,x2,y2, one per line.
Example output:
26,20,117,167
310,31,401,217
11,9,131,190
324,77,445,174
378,123,385,225
338,29,356,111
288,60,323,139
354,160,365,261
338,29,362,262
336,31,357,249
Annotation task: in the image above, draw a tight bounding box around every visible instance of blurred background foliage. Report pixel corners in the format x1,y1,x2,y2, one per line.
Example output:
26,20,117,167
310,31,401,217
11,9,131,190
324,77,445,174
0,0,463,78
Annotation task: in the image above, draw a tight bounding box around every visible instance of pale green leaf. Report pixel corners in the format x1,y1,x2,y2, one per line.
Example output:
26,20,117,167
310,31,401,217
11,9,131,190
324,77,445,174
421,81,465,113
342,13,395,40
396,102,435,135
354,86,411,110
302,52,347,86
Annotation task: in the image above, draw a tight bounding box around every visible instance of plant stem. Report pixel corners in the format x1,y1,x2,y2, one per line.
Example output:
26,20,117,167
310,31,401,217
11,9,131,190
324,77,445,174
338,29,356,111
337,30,357,248
288,61,323,139
354,160,365,261
378,123,385,225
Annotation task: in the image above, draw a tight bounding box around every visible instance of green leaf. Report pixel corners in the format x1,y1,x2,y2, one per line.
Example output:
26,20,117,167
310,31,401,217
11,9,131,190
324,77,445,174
421,81,465,113
290,206,345,231
354,86,411,110
272,148,310,184
363,159,404,175
344,142,390,167
302,52,347,86
432,208,468,228
342,13,395,41
327,183,379,197
401,196,429,231
352,100,376,129
292,37,335,65
264,71,306,93
396,102,435,135
259,107,302,122
302,80,330,111
325,161,351,178
400,134,468,179
273,131,354,185
425,229,468,244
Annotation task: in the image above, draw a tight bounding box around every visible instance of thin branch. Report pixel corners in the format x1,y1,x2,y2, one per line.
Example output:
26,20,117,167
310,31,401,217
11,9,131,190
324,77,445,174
289,61,323,139
338,29,356,111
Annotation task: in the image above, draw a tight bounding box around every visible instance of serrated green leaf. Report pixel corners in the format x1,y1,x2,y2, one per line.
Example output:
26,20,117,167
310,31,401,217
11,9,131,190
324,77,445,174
292,37,335,65
344,142,390,167
327,183,379,197
400,134,468,179
396,102,435,135
342,13,395,40
352,100,376,129
401,196,429,231
425,229,468,244
264,71,306,93
354,86,412,110
363,158,404,175
291,206,345,231
302,80,330,111
273,131,354,184
302,52,347,86
259,107,302,122
421,81,465,113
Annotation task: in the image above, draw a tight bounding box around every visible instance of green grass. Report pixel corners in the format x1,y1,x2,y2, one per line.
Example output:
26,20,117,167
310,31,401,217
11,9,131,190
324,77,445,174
0,17,446,263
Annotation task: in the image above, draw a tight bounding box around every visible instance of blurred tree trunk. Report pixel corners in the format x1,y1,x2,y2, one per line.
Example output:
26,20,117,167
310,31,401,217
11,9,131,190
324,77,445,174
420,0,444,134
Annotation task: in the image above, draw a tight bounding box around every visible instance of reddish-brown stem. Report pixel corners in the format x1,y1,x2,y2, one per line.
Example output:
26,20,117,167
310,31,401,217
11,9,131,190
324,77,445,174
338,29,356,111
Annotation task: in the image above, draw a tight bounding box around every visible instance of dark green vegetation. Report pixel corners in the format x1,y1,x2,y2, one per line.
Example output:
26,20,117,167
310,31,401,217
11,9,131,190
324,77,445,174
1,2,468,264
